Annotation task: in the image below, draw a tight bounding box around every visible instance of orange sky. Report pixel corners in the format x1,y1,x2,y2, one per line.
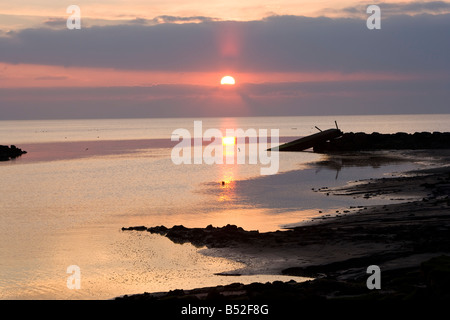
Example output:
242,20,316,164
0,1,357,26
1,0,447,89
0,62,424,88
1,1,449,118
1,0,442,31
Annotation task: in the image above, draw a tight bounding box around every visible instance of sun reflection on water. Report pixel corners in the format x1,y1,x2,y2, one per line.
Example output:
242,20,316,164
218,164,237,202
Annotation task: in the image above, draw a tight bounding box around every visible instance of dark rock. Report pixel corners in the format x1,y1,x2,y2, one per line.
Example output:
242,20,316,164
0,145,27,161
205,290,225,300
312,131,450,153
123,224,266,248
146,226,169,235
116,256,450,301
421,255,450,299
166,289,185,297
171,225,188,231
121,226,147,231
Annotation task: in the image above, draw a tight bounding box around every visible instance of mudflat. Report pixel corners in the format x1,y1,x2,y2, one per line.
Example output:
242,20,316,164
119,153,450,301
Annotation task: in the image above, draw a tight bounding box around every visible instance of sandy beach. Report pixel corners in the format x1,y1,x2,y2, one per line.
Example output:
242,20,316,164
119,150,450,301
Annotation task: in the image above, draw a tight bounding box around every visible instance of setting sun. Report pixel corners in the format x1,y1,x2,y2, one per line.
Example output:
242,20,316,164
222,136,236,146
220,75,236,85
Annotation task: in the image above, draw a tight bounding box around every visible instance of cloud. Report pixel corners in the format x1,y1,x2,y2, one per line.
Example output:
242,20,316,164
43,18,67,28
0,13,449,74
320,1,450,18
150,15,221,24
93,15,219,26
127,17,150,25
34,75,68,81
324,1,450,18
378,1,450,14
42,16,153,29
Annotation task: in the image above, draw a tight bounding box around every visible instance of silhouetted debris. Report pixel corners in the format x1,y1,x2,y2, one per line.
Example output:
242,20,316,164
269,128,343,152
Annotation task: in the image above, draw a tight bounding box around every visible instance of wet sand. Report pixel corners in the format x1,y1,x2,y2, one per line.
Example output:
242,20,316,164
119,152,450,301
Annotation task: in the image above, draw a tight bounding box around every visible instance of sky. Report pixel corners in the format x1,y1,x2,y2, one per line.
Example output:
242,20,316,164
0,1,449,119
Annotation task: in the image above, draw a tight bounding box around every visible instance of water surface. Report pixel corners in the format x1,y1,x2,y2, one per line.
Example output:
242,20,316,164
1,114,449,299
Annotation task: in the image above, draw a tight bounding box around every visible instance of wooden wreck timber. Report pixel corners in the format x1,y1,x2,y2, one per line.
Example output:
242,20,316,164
268,128,343,152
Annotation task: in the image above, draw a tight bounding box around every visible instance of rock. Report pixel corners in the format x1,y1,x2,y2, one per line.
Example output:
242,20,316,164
123,224,264,248
121,226,147,231
421,255,450,299
146,226,169,235
0,145,27,161
313,131,450,152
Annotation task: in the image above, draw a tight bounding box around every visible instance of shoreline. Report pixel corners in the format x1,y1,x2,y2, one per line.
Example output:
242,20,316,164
118,154,450,301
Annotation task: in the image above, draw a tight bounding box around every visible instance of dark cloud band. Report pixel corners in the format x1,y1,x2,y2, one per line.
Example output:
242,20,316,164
1,13,449,73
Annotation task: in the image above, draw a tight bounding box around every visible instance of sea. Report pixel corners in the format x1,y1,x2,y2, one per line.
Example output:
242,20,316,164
1,114,449,299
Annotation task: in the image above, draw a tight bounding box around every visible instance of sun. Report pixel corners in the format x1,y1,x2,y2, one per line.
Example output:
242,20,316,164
220,75,235,85
222,136,236,146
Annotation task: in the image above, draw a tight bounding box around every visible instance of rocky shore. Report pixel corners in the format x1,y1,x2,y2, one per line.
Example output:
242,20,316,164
313,131,450,152
0,145,27,161
119,165,450,301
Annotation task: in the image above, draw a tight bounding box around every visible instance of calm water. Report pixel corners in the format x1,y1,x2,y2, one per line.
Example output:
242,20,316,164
1,114,449,299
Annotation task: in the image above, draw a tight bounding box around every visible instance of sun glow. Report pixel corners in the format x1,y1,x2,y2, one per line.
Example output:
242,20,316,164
220,76,236,85
222,136,236,146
